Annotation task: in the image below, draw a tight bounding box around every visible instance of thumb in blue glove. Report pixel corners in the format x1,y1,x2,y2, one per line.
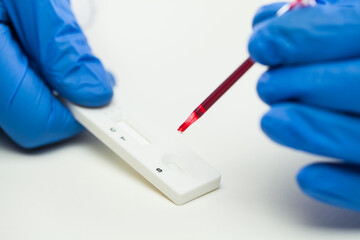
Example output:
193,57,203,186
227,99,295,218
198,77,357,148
249,0,360,211
0,0,114,149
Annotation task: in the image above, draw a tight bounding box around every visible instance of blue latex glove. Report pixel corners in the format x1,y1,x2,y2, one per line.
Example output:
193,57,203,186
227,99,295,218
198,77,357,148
0,0,114,148
249,0,360,211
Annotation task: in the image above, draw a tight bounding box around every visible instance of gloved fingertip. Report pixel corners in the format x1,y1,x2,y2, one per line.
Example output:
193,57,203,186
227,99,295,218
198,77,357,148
297,163,360,211
60,62,115,107
70,84,113,107
261,106,288,133
106,71,116,87
260,104,300,148
260,110,283,143
297,163,324,193
257,71,275,104
248,30,282,66
296,163,338,207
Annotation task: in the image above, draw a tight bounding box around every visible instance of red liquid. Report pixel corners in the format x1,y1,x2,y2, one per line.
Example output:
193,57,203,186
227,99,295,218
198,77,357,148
201,58,254,111
178,105,206,133
178,58,254,133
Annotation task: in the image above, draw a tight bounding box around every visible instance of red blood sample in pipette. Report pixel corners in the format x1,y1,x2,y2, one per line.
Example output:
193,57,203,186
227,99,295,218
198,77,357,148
178,0,315,133
178,58,254,133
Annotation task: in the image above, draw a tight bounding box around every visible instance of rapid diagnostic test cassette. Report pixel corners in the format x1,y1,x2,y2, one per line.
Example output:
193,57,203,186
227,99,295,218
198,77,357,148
65,88,221,205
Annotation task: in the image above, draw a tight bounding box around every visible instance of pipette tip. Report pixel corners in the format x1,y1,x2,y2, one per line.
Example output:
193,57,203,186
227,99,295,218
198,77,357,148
178,111,200,133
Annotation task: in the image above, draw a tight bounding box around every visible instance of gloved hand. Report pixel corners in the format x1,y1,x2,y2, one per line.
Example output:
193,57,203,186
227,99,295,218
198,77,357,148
249,0,360,211
0,0,114,149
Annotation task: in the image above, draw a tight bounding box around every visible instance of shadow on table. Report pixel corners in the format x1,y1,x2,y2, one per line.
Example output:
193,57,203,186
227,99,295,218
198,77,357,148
269,158,360,230
293,198,360,229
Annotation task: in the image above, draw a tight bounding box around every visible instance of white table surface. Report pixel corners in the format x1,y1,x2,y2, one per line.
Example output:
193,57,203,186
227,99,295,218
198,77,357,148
1,0,360,239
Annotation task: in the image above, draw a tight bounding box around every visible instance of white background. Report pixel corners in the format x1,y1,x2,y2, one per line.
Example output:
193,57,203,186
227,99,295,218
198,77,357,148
1,0,360,239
